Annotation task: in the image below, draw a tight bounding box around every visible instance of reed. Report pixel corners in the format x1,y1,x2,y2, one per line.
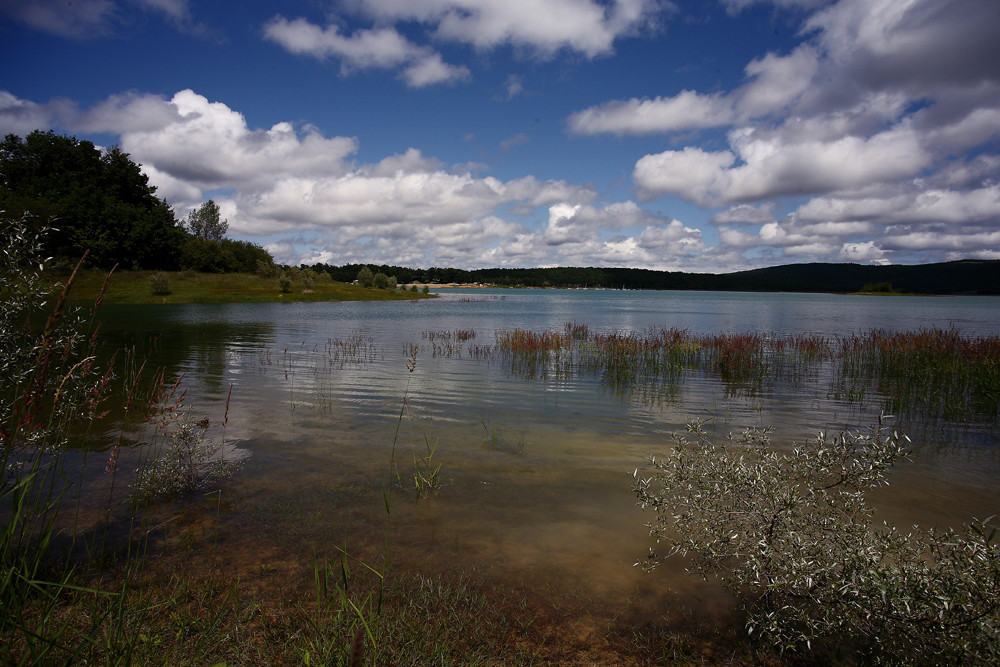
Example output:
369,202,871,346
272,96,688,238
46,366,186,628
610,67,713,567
834,328,1000,419
477,323,997,419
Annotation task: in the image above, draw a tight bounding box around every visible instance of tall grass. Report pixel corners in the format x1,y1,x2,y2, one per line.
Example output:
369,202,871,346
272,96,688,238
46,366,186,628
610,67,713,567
1,217,244,664
482,322,1000,420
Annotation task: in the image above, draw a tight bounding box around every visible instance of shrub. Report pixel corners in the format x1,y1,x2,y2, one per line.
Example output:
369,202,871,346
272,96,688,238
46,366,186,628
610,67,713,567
357,266,375,288
422,285,430,294
278,274,293,293
633,419,1000,663
133,419,241,503
149,271,171,295
256,258,279,278
373,272,395,290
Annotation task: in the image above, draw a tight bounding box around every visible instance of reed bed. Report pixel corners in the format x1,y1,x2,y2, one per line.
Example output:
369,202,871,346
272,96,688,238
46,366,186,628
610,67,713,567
421,329,476,358
834,328,1000,420
481,323,999,420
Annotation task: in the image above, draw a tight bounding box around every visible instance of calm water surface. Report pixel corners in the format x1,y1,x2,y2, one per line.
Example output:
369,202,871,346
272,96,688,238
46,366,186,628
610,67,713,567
92,289,1000,616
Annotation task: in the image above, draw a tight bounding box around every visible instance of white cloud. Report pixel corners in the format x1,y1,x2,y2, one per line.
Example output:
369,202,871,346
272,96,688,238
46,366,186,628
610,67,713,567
805,0,1000,91
120,90,359,195
635,121,928,206
722,0,825,14
263,16,469,87
568,90,733,135
572,0,1000,269
0,90,53,136
797,186,1000,226
736,46,819,118
839,241,887,263
711,203,776,225
350,0,664,58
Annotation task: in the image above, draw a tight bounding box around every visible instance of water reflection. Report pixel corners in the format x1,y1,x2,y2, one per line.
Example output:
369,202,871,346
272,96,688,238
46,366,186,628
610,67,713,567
89,291,1000,617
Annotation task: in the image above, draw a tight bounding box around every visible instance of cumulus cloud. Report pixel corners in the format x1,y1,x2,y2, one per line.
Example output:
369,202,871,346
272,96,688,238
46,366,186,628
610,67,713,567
16,87,614,268
600,0,1000,265
112,90,359,199
347,0,663,58
568,90,733,135
263,16,470,87
568,46,820,136
637,121,929,205
263,1,665,86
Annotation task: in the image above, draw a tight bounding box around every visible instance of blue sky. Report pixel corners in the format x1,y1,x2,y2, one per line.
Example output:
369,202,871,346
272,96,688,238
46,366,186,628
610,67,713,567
2,0,999,272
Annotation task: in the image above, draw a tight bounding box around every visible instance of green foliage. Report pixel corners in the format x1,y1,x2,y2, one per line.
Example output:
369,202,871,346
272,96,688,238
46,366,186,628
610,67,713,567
356,266,375,288
256,258,279,278
861,281,895,293
278,274,293,293
225,238,275,274
633,419,1000,663
1,215,112,660
181,237,274,274
0,130,185,269
132,420,241,503
313,260,1000,295
373,272,396,290
149,271,171,295
184,200,228,242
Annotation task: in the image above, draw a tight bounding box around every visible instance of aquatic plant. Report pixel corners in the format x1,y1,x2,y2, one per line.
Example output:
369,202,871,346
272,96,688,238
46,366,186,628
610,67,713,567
1,216,137,662
132,418,241,503
834,328,1000,419
475,324,998,420
633,418,1000,663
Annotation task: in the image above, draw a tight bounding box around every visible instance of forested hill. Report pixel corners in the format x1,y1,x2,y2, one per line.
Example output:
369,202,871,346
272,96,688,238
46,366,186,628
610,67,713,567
313,259,1000,295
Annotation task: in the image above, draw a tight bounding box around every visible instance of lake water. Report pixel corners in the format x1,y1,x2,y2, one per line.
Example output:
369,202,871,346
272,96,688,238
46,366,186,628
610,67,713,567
90,289,1000,622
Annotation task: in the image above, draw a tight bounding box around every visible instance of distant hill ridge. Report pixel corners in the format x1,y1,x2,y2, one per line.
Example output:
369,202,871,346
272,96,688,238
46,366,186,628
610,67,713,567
311,259,1000,295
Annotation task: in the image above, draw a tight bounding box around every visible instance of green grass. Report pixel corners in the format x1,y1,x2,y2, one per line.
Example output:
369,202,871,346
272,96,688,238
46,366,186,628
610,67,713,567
62,270,436,305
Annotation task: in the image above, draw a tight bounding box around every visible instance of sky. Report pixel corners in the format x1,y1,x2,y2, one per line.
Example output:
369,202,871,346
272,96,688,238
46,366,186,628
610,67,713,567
2,0,999,272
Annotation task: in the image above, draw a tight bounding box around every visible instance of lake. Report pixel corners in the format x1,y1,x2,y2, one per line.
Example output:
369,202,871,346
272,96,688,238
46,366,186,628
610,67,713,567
88,288,1000,625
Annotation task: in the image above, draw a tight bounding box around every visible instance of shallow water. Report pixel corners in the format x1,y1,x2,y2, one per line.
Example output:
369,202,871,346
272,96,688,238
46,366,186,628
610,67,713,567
87,289,1000,621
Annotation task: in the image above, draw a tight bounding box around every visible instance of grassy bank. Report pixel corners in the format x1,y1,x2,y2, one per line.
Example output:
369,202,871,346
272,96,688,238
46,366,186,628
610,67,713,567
64,269,435,305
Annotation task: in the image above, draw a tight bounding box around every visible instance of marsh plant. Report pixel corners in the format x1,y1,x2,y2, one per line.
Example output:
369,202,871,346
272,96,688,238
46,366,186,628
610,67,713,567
633,419,1000,663
132,418,241,503
1,216,122,661
480,323,1000,419
411,434,444,498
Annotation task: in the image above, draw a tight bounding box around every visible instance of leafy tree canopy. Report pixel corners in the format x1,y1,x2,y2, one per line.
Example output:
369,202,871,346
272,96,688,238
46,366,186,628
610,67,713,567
0,130,185,270
185,199,228,242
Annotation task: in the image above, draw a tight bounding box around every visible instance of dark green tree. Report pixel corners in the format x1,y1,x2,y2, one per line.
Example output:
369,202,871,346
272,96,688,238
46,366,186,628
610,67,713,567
0,130,185,269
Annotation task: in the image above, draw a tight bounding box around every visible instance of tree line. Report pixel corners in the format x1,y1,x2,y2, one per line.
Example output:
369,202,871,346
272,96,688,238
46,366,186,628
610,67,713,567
307,260,1000,295
0,130,275,274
